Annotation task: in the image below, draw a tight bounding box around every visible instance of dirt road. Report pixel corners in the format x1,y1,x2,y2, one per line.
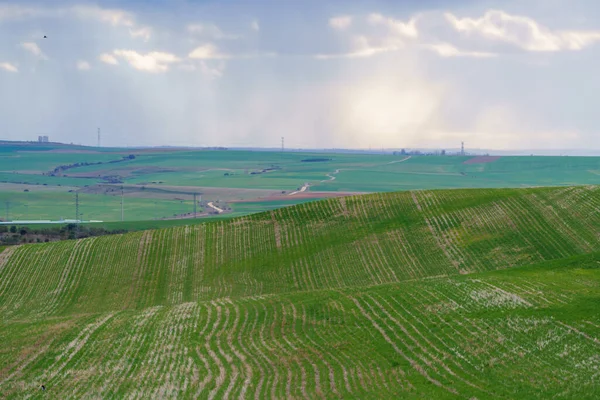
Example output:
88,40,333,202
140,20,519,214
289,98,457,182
321,169,340,182
387,156,412,164
207,202,225,213
289,183,309,196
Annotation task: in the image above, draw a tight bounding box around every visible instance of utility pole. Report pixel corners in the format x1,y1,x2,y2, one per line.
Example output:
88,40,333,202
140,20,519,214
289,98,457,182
75,192,80,237
194,193,197,218
97,128,101,148
281,137,284,152
120,187,124,222
75,192,80,221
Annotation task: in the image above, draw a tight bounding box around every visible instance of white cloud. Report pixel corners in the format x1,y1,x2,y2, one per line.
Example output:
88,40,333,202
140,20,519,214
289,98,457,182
446,10,600,52
0,62,18,72
188,43,229,60
179,61,225,78
315,46,398,59
129,26,152,41
71,5,135,28
199,61,225,78
187,23,239,40
329,15,353,30
76,60,91,70
320,13,420,59
20,42,47,59
113,50,181,73
73,6,152,40
251,20,260,32
424,42,497,58
99,53,119,65
1,5,151,41
368,13,419,38
316,32,405,59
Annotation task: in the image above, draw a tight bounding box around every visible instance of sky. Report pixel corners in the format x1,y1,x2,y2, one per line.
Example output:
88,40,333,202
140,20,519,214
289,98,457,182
1,0,600,151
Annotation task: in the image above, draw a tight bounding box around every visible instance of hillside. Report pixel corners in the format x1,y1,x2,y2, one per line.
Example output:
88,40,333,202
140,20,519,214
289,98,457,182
1,186,600,398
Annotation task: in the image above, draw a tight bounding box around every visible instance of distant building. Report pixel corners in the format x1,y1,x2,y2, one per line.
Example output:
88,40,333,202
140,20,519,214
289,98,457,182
38,136,49,143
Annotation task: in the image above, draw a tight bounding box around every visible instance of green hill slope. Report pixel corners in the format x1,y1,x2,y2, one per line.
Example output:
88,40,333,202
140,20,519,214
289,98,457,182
1,186,600,398
2,186,599,319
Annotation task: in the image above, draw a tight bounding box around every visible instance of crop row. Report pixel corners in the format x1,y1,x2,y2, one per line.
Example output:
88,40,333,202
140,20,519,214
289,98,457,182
1,186,599,320
2,264,599,398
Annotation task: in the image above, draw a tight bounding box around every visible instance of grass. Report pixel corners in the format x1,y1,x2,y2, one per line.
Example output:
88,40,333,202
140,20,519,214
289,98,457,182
1,185,600,397
0,189,204,222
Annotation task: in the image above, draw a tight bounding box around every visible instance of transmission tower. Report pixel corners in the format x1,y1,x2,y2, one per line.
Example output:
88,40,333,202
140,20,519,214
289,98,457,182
281,137,284,152
97,128,101,147
461,141,465,156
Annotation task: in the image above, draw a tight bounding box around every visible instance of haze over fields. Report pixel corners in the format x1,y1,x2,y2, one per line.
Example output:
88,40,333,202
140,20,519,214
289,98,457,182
2,0,600,150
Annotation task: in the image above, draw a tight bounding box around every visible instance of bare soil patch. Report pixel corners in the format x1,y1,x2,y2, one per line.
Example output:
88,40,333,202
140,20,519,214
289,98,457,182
463,156,502,164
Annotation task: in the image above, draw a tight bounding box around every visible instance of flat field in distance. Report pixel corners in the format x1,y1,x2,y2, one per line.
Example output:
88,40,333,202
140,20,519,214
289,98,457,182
1,141,599,222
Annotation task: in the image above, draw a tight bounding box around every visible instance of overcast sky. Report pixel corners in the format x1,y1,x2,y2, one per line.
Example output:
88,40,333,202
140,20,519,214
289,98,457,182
1,0,599,150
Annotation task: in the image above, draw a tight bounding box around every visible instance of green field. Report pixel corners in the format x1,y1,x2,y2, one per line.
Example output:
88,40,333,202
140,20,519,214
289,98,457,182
2,186,600,397
1,142,599,223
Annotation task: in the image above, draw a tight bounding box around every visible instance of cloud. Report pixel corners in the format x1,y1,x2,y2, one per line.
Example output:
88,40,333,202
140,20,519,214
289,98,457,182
129,27,152,41
315,46,399,59
316,32,405,59
72,6,152,40
99,53,119,65
319,13,420,59
0,4,43,20
187,23,239,40
329,15,353,30
76,60,91,70
446,10,600,52
1,4,150,40
179,61,225,79
199,61,226,78
20,42,47,59
424,42,497,58
112,50,181,72
0,62,18,72
251,20,260,32
70,5,135,28
368,13,419,38
188,43,229,60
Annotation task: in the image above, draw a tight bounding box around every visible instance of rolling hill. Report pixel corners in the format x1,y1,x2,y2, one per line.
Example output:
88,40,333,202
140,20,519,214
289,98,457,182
1,186,600,398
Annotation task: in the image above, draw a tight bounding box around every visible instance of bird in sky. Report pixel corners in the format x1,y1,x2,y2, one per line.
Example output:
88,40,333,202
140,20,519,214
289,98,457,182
43,35,47,39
